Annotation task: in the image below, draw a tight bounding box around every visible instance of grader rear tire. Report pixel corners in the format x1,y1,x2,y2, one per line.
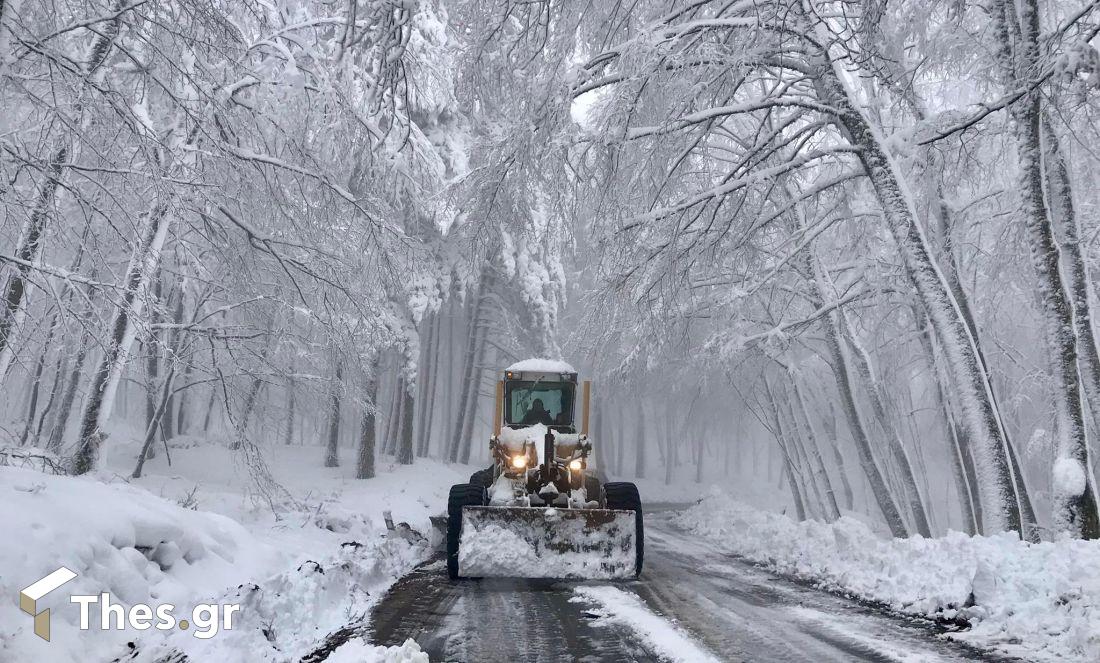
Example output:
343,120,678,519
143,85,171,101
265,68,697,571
469,467,494,489
604,481,643,577
447,483,487,580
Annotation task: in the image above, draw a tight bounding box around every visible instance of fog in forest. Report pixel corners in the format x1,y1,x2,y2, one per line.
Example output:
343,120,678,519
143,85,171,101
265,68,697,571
4,0,1100,565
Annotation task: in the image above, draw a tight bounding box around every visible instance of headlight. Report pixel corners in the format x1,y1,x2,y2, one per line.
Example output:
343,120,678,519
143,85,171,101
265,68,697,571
568,459,583,471
511,455,528,469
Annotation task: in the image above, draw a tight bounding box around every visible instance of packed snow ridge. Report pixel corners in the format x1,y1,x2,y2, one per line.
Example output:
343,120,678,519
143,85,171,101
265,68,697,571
683,490,1100,662
572,586,720,663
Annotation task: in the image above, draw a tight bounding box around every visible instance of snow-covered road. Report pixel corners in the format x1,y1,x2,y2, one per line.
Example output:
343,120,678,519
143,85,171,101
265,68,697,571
365,509,1015,662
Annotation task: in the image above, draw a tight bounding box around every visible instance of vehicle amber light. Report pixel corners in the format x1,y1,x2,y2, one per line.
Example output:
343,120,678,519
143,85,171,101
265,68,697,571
568,459,583,471
512,455,528,469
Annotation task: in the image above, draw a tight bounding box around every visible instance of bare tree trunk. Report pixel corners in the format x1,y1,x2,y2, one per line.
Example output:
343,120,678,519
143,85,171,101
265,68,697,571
762,386,807,520
791,380,841,521
453,271,493,464
1043,114,1100,506
609,396,622,477
634,406,647,479
33,330,67,444
449,297,478,462
132,360,179,478
284,370,296,446
422,322,441,457
0,0,19,77
591,392,607,481
142,279,163,459
357,360,379,479
398,376,414,465
380,363,398,455
841,319,932,537
610,398,621,481
820,403,854,511
161,284,184,442
457,345,485,466
815,280,907,536
694,423,706,484
772,381,821,520
174,358,193,436
914,306,981,534
443,292,457,454
222,321,286,512
986,0,1099,539
324,361,343,468
202,384,218,434
47,291,93,453
925,164,1037,537
384,370,404,456
415,312,437,457
0,151,65,384
811,46,1024,537
0,1,125,385
72,205,173,475
797,232,906,534
18,312,58,446
663,400,674,485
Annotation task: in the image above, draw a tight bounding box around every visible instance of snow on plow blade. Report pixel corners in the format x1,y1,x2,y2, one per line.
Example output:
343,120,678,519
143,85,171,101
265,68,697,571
458,506,637,579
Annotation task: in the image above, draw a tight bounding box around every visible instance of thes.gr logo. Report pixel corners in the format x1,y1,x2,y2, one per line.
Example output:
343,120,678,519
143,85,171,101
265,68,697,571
19,566,77,641
18,567,241,642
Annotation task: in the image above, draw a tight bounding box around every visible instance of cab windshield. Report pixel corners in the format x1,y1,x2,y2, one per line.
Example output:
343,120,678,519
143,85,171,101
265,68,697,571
505,380,575,429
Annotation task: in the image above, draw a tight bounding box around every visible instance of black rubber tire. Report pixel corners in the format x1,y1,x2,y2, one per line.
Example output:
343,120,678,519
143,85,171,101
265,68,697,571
469,466,495,489
584,475,604,507
604,482,644,577
447,483,486,580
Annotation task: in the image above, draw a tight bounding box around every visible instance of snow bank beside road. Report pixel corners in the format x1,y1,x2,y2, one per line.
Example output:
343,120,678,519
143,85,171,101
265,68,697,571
1,451,441,663
0,465,271,662
683,490,1100,661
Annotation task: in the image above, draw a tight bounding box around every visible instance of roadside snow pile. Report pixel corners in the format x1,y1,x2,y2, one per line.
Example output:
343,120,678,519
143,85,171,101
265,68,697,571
682,489,1100,662
0,464,431,663
572,586,720,663
0,465,269,662
136,533,430,662
324,637,429,662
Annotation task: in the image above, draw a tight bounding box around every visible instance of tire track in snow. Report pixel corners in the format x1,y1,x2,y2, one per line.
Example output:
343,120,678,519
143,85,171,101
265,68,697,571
368,557,656,661
571,585,722,662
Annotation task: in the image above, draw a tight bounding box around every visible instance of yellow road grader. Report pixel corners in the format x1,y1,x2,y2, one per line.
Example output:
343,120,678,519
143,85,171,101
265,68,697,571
446,359,644,580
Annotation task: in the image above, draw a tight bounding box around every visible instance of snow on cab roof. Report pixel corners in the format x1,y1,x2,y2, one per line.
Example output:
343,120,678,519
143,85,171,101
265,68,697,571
506,358,576,373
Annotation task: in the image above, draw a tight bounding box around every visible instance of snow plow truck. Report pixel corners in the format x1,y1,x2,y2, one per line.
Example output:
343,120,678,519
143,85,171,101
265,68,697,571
446,359,644,580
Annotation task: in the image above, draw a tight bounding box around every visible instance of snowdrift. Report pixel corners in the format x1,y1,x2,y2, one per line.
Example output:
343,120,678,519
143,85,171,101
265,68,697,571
0,463,431,662
683,490,1100,661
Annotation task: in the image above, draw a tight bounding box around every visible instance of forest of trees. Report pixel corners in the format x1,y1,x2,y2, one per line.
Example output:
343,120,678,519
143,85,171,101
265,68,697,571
3,0,1100,542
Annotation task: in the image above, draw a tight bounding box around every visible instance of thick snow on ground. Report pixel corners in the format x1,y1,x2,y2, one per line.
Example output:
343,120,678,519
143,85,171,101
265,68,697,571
683,489,1100,662
505,357,576,373
572,586,720,663
2,436,469,662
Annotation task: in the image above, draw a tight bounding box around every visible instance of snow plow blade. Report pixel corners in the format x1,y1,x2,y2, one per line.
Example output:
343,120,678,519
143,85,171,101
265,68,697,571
457,506,638,579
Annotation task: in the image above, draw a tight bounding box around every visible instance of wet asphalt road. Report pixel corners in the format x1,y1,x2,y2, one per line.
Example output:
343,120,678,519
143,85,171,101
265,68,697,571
367,509,1015,663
